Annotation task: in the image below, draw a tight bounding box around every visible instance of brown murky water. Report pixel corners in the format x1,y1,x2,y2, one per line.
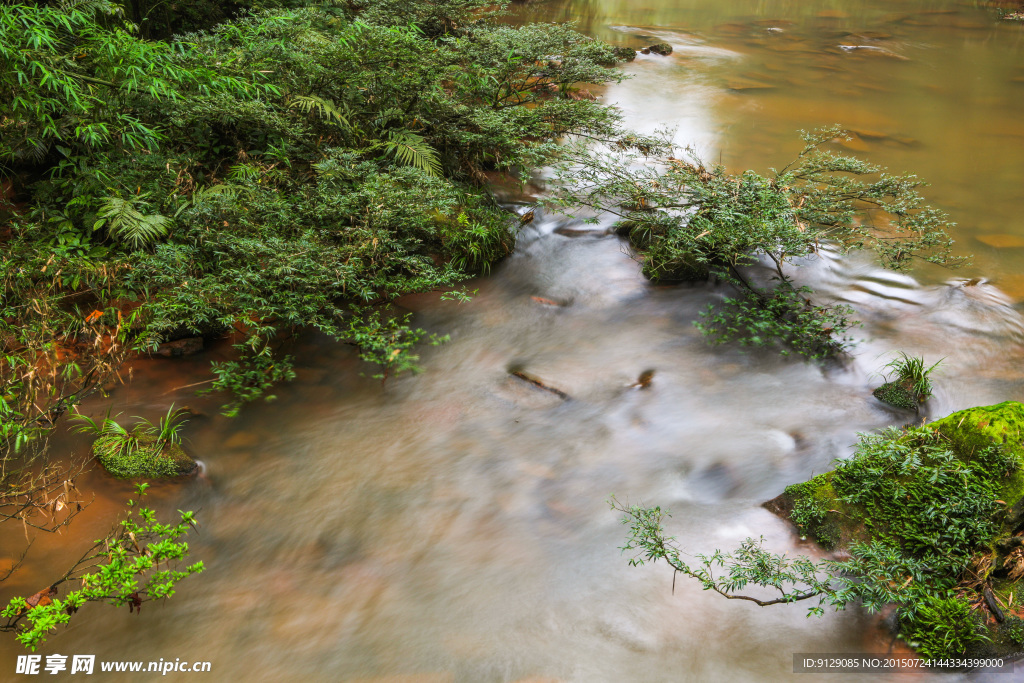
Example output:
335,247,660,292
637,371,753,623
2,1,1024,681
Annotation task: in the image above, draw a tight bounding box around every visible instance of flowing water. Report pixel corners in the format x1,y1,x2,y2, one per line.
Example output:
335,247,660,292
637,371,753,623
3,1,1024,681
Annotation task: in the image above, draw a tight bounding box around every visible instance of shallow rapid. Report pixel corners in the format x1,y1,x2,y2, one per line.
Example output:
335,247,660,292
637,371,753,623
2,1,1024,681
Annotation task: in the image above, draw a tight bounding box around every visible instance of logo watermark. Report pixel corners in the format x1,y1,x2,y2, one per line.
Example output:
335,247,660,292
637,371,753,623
16,655,211,675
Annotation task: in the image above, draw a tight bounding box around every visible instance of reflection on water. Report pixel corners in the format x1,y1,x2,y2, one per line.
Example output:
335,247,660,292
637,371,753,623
517,0,1024,288
2,1,1024,681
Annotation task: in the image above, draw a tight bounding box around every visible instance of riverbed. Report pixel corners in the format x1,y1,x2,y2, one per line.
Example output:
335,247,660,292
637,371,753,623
1,1,1023,681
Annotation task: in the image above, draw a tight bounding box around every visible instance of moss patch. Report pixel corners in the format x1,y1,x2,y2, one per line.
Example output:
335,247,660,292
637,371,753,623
93,430,196,479
872,381,918,410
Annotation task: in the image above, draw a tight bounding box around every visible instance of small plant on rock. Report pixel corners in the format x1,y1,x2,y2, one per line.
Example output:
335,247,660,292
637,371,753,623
873,353,943,410
71,408,194,479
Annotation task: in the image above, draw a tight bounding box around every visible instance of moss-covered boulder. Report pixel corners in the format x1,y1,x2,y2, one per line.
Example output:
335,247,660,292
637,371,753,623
872,380,919,410
93,430,197,479
766,401,1024,659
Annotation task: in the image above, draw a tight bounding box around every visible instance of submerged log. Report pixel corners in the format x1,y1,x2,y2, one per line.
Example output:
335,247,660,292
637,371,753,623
509,370,570,400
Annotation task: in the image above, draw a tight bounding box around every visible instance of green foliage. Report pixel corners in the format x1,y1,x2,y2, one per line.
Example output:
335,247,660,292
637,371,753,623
1003,617,1024,646
611,498,838,615
1,484,203,651
1,0,626,423
138,404,190,446
694,275,857,360
901,594,989,659
832,426,1014,569
93,194,171,249
549,127,964,359
615,410,1024,659
346,311,448,385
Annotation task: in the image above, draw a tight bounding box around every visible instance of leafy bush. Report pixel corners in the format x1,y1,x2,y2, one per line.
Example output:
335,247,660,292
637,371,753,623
549,128,964,359
1,484,203,651
902,594,989,659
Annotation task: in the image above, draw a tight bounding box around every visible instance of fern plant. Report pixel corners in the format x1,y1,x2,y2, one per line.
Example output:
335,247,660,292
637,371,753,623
381,129,441,177
93,194,171,249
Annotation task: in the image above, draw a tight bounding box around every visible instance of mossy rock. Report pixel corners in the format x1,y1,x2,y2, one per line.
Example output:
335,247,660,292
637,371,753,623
767,401,1024,659
872,381,918,410
647,43,673,56
773,472,866,549
927,401,1024,460
93,430,197,479
612,46,637,62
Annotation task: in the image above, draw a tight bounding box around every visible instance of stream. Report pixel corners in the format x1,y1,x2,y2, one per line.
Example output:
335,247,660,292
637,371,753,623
2,1,1023,681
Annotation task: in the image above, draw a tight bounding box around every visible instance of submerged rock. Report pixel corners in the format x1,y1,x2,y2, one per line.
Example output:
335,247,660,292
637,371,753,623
155,336,204,357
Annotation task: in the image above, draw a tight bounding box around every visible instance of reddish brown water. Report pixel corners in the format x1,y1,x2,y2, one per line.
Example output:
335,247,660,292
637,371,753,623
2,1,1024,681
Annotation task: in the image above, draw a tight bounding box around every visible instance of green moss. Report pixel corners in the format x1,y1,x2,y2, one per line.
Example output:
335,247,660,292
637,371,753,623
784,473,849,549
999,616,1024,648
872,381,917,410
928,401,1024,461
93,430,196,479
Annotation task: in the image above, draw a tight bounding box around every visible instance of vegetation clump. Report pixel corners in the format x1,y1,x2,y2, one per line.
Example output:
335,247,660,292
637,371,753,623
548,128,964,360
872,353,942,411
73,406,195,479
615,401,1024,660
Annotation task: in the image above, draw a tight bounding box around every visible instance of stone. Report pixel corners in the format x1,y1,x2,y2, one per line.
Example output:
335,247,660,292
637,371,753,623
94,430,198,479
647,43,673,56
155,337,204,357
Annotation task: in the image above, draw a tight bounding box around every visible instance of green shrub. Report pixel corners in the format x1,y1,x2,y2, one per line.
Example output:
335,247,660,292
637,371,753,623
902,594,989,659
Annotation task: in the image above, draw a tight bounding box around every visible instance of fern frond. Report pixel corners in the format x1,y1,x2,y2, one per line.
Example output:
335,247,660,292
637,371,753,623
94,195,171,249
384,129,441,177
289,95,351,129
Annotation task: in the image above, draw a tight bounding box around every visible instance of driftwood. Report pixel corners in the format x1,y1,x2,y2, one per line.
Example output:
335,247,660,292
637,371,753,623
510,370,570,400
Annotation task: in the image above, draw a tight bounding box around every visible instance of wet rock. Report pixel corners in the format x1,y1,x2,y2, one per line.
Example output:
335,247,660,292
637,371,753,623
838,45,909,60
647,43,673,56
93,431,198,479
155,336,204,357
553,226,609,237
612,46,637,62
628,369,655,389
996,534,1024,553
